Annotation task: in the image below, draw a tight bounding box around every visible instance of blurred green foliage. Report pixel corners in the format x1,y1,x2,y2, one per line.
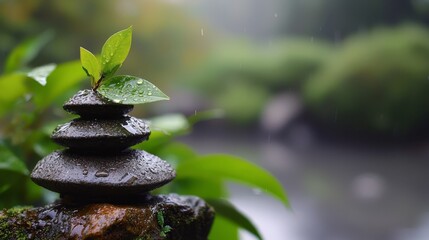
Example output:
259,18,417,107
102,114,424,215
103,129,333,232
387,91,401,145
304,24,429,135
183,39,332,124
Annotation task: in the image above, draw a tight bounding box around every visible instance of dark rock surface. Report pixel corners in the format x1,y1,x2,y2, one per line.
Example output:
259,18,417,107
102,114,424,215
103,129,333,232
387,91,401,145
51,116,150,151
63,89,133,118
0,194,215,240
31,150,176,196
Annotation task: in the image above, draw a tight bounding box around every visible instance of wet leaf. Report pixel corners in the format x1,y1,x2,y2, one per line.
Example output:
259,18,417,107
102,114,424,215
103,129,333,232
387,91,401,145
206,199,262,240
176,154,289,208
27,63,57,86
97,75,169,104
80,47,101,86
100,26,132,78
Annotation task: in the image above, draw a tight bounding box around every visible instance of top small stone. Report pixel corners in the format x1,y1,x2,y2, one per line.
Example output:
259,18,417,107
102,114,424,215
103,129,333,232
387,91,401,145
63,89,133,118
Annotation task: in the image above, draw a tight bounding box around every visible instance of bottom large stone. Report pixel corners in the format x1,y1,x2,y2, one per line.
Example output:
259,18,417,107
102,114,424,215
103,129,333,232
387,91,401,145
31,149,176,196
0,194,215,240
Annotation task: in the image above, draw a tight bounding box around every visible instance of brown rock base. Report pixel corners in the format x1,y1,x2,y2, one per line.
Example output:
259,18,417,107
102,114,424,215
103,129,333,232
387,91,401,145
0,194,214,240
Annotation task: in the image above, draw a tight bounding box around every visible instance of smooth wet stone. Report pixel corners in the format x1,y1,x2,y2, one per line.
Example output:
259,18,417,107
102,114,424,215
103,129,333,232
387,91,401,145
0,194,215,240
63,89,133,118
51,116,150,151
31,150,176,196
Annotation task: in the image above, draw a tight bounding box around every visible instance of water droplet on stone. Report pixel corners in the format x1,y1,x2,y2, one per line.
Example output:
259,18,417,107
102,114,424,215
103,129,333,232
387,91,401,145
148,91,152,96
113,99,121,103
95,170,109,178
137,79,143,85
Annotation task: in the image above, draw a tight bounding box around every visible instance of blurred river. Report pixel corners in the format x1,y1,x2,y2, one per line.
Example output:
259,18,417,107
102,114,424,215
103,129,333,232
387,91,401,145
180,121,429,240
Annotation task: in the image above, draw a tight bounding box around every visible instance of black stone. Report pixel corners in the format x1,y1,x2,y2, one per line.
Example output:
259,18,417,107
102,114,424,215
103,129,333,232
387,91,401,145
31,149,176,196
51,116,150,151
63,89,133,118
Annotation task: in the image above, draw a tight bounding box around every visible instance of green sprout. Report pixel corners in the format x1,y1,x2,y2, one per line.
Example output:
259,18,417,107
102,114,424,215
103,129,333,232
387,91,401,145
80,26,169,104
156,210,172,237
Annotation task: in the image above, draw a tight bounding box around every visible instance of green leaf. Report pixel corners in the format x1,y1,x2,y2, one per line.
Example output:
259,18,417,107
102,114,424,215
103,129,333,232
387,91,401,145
0,73,27,117
80,47,101,86
209,215,239,240
157,211,165,226
32,60,87,109
27,63,57,86
100,26,132,78
176,154,289,207
206,199,262,240
4,31,53,73
0,143,28,176
97,75,169,104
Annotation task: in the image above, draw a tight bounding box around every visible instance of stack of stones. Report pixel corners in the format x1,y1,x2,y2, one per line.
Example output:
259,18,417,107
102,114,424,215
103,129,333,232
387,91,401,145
31,89,176,202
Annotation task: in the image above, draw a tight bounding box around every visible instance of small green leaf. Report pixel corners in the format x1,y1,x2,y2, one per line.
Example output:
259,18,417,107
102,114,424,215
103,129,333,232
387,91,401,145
157,211,165,226
97,75,169,104
27,63,57,86
163,226,172,232
176,154,289,207
206,199,262,240
80,47,101,86
100,26,132,78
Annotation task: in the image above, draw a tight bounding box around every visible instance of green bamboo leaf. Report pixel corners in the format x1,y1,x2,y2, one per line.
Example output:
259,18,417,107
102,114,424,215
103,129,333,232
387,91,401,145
80,47,101,86
27,63,57,86
206,199,262,240
97,75,169,104
176,154,289,207
100,26,132,78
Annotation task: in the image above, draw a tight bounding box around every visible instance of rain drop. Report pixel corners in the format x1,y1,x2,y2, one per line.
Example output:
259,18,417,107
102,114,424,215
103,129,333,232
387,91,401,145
95,171,109,178
137,79,143,85
274,13,278,18
113,99,122,103
201,28,204,36
148,91,152,96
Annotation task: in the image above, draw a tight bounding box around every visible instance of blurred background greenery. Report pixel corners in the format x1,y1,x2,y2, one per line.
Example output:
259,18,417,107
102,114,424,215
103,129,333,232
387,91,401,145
1,0,429,240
